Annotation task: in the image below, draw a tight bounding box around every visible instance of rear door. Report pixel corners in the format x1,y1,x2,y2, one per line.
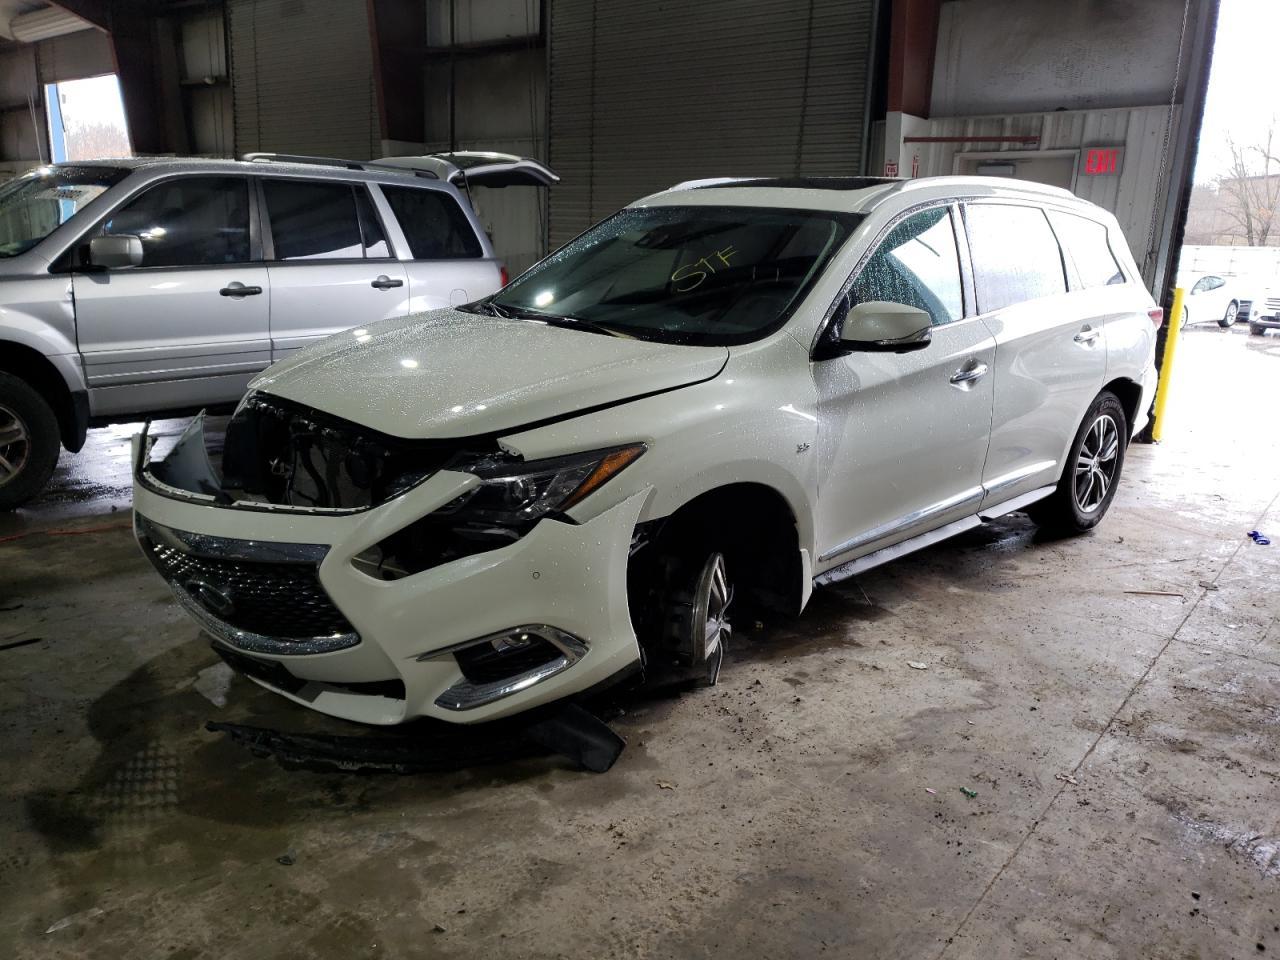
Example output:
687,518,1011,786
259,178,410,359
378,183,505,311
964,202,1107,508
72,175,271,417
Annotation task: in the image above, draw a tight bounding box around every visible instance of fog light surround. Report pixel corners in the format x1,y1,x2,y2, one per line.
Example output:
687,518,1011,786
421,625,589,711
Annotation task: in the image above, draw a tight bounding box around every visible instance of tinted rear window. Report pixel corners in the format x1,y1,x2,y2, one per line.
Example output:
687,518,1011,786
966,203,1067,313
1048,211,1125,289
381,186,482,259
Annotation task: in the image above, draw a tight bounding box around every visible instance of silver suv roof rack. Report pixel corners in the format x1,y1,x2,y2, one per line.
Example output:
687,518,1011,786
240,153,440,179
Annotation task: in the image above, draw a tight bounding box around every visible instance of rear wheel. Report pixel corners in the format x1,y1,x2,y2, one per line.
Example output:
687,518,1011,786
1180,306,1189,330
1028,391,1127,535
0,373,60,511
1219,301,1237,328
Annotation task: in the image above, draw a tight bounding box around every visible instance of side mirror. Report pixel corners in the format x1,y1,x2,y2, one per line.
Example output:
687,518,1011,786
839,300,933,353
89,235,143,269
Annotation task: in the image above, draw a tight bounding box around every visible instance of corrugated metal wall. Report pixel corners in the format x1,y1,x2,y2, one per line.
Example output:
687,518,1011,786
229,0,379,160
902,105,1177,282
547,0,876,246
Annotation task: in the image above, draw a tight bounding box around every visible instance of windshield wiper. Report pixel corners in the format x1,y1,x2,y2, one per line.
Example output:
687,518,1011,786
490,303,624,338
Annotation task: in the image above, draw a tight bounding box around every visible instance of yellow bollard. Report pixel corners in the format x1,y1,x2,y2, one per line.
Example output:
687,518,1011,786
1150,286,1187,442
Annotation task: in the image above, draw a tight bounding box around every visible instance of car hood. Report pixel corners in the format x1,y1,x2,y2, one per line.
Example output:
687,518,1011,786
249,308,729,439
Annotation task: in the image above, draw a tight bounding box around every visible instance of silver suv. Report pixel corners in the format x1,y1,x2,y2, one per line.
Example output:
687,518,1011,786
0,151,556,509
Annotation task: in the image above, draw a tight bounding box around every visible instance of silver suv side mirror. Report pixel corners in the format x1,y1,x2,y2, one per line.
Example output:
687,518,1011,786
840,300,933,353
89,235,143,269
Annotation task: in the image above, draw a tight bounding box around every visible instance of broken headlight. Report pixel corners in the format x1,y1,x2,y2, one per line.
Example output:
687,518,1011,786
353,444,645,580
443,444,647,526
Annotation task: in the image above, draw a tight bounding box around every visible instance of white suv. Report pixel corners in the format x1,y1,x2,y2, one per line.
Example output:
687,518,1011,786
133,175,1160,728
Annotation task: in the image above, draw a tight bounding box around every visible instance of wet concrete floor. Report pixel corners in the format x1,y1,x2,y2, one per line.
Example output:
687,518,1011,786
1,323,1278,958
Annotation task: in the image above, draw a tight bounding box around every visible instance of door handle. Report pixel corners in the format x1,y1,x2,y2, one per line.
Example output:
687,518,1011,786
949,361,989,387
219,282,262,297
1073,326,1101,345
371,275,404,290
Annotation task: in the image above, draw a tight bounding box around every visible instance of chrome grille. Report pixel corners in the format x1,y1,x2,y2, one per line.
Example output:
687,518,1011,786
136,516,359,655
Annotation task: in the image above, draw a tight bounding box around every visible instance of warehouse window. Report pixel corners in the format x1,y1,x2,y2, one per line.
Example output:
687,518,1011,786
381,186,482,260
99,177,250,267
1047,212,1125,289
264,180,365,260
966,204,1067,312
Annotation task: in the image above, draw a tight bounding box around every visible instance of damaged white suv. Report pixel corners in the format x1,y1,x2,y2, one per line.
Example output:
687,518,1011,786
134,175,1160,727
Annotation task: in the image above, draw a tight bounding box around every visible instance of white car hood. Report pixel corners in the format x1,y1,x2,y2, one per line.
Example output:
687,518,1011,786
250,308,728,439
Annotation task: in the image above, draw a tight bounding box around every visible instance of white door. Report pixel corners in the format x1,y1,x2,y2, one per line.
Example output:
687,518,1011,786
1183,274,1230,326
73,175,271,417
964,202,1107,507
813,205,996,572
259,178,410,359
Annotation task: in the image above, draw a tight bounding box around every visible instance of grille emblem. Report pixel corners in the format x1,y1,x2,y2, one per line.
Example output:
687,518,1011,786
187,579,236,617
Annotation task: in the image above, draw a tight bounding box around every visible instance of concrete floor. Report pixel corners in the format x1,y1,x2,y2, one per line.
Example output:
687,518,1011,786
2,323,1278,959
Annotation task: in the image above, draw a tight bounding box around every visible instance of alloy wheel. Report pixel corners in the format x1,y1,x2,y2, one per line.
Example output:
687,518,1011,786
1074,413,1120,514
0,404,30,488
690,552,733,683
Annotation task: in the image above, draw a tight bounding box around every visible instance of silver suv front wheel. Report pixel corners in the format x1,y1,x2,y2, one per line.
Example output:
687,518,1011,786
0,373,61,511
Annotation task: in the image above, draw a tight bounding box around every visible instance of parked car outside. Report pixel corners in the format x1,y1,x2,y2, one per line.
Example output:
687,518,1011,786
1178,272,1266,329
134,175,1160,728
0,152,556,509
1249,287,1280,336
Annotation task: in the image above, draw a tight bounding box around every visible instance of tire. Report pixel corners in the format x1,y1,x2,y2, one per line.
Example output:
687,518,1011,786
1180,306,1189,330
1218,301,1237,328
1250,323,1266,337
0,372,61,511
1028,391,1128,535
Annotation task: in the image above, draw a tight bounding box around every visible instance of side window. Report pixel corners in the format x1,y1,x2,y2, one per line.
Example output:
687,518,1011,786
354,187,391,259
381,186,483,259
849,207,964,326
98,177,250,267
1191,275,1223,294
965,204,1067,312
263,180,364,260
1047,211,1125,289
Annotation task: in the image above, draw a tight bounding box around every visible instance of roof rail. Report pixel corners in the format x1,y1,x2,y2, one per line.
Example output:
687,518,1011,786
239,153,440,179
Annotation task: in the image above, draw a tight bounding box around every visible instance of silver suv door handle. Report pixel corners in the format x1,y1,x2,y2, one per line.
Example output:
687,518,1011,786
371,275,404,290
949,361,989,386
219,282,262,297
1074,326,1101,344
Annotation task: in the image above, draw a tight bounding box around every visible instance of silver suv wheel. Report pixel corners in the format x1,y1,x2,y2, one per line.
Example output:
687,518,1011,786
0,403,30,488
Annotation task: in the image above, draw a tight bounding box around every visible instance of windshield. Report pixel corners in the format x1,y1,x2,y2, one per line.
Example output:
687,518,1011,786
0,165,129,258
481,204,862,345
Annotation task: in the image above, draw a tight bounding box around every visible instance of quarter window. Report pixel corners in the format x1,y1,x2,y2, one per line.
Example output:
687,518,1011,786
381,186,482,259
850,207,964,326
1048,211,1125,289
264,180,366,260
98,177,250,267
1191,275,1224,294
966,204,1067,312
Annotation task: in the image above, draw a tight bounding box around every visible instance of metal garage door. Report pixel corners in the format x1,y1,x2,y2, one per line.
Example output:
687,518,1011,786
548,0,876,246
228,0,378,160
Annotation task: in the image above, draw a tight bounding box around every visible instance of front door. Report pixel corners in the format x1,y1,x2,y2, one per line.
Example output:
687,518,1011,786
259,178,410,359
73,175,271,417
812,205,996,573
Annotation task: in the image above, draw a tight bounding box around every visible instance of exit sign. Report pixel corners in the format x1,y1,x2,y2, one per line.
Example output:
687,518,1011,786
1083,146,1124,176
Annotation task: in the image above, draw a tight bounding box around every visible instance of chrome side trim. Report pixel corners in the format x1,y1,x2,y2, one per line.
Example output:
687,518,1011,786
982,460,1057,499
429,625,588,711
815,484,1057,587
817,485,984,564
816,515,983,585
977,484,1055,520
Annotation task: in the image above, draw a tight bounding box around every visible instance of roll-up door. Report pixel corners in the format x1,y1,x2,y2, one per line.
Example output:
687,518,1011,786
228,0,379,160
548,0,876,247
36,30,114,84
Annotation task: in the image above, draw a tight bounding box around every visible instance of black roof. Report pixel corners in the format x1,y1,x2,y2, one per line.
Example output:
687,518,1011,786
686,176,902,191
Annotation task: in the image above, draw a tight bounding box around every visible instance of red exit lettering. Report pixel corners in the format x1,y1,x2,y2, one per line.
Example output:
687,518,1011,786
1084,147,1122,176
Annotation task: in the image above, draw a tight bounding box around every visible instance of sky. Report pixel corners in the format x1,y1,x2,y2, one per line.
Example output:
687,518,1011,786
1193,0,1280,183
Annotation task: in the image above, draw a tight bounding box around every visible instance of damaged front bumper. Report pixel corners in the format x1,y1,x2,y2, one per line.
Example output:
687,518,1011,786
132,417,646,725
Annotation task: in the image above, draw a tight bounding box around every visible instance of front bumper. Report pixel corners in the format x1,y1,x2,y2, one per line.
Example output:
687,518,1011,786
132,430,646,725
1251,316,1280,329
